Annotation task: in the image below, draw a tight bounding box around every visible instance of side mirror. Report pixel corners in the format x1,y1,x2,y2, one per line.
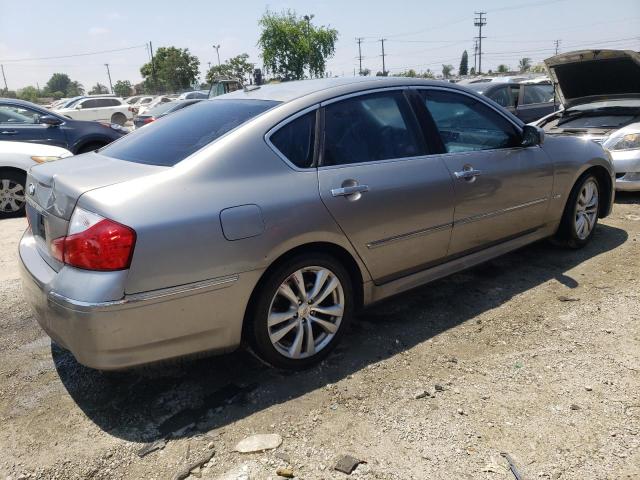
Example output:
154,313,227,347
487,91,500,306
521,125,544,147
39,115,63,126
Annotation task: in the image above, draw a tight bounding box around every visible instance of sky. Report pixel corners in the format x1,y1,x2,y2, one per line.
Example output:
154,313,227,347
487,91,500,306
0,0,639,91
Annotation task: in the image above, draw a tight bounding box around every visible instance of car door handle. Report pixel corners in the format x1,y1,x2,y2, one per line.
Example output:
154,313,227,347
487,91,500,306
0,130,18,135
454,168,483,180
331,184,370,197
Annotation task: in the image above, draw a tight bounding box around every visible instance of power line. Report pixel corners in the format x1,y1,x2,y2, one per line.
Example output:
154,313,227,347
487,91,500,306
0,44,148,63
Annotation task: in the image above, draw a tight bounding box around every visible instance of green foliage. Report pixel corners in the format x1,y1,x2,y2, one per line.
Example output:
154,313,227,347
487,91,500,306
396,69,417,77
140,47,200,93
530,63,547,74
518,57,532,72
89,83,109,95
206,53,254,84
470,67,476,75
66,81,84,96
17,86,39,102
258,10,338,80
113,80,133,97
361,68,371,76
51,91,65,100
45,73,71,96
1,90,17,98
459,50,469,76
497,64,510,73
441,64,454,79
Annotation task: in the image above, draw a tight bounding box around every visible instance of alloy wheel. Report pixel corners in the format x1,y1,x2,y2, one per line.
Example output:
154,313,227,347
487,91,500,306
574,179,599,240
267,266,345,360
0,179,25,213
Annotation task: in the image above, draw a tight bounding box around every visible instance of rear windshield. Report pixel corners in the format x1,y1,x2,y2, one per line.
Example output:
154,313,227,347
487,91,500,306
102,99,279,166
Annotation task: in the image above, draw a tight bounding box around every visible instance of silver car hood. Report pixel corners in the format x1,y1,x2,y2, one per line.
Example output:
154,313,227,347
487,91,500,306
544,49,640,108
28,152,166,219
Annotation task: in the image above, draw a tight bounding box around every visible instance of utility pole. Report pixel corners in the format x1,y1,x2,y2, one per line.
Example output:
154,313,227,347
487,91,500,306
474,12,487,74
149,41,156,93
554,39,561,55
303,14,314,78
0,64,7,91
356,37,364,75
473,38,478,74
104,63,113,93
212,44,221,66
379,38,387,76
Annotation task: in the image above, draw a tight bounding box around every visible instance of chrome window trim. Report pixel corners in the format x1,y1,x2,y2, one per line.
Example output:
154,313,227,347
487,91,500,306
319,86,410,107
264,104,320,172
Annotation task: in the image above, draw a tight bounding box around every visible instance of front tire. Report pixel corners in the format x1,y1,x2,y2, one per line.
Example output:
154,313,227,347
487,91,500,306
247,253,354,369
0,170,27,219
554,173,600,248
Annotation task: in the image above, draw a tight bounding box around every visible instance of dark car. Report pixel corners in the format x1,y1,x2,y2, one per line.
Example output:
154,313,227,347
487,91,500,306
465,81,557,123
133,99,202,129
0,98,127,154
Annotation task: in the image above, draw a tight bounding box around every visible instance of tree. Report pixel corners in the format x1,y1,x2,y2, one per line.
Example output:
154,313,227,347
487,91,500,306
470,67,476,75
67,81,84,96
459,50,469,76
17,86,39,102
258,10,338,80
361,68,371,76
206,53,254,84
530,63,546,73
113,80,132,97
89,83,109,95
518,57,532,72
442,64,454,79
140,46,200,93
497,64,510,73
45,73,71,96
396,69,417,77
422,69,435,79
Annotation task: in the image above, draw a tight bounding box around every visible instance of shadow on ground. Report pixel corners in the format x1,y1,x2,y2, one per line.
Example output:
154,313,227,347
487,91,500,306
53,224,628,443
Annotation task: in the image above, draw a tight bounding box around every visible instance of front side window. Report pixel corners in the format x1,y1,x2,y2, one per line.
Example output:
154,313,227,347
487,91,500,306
322,91,425,166
270,111,316,168
422,90,520,153
0,105,40,124
102,99,279,166
522,84,554,105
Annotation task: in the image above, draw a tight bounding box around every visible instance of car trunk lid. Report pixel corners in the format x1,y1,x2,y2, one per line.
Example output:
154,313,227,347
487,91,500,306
544,50,640,108
26,152,166,271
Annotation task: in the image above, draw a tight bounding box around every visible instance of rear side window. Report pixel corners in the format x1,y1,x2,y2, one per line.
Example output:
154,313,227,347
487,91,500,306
322,91,425,166
421,90,520,153
522,84,554,105
270,111,316,168
101,99,279,166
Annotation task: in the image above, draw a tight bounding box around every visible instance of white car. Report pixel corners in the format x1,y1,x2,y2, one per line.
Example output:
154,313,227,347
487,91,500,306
56,97,132,125
0,141,72,218
128,96,155,115
137,95,173,116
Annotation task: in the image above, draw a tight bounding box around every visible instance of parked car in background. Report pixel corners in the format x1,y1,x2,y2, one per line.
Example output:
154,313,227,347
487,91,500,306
55,97,132,125
0,141,71,218
124,96,143,105
465,80,556,123
536,49,640,191
137,95,173,116
178,90,209,100
19,77,614,370
0,98,127,154
208,79,243,98
133,99,202,129
128,96,155,115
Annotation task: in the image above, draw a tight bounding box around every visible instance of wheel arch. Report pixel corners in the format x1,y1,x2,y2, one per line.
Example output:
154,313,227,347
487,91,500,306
581,165,613,218
0,166,27,176
241,241,366,341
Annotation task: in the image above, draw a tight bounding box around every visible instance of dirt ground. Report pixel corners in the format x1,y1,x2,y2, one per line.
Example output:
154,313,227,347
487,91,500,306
1,194,638,480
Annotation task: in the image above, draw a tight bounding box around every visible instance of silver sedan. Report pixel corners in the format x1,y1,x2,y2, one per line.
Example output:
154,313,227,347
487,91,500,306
19,77,615,370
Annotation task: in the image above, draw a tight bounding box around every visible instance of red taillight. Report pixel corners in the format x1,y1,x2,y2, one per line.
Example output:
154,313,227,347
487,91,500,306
143,117,155,124
51,208,136,271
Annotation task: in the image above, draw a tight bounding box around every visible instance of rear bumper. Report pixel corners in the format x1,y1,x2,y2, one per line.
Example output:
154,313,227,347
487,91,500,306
19,230,260,370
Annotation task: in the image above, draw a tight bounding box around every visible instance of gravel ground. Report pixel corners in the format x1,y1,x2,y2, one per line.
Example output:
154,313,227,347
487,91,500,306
1,194,639,480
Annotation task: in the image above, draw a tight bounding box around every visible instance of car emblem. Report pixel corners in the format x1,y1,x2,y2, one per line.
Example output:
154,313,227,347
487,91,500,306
28,183,36,196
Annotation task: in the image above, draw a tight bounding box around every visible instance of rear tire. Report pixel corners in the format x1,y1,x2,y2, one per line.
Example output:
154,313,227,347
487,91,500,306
553,173,600,249
0,170,27,219
111,113,127,126
247,253,354,370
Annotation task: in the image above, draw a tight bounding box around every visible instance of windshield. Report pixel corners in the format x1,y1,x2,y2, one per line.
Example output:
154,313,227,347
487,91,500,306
101,99,280,166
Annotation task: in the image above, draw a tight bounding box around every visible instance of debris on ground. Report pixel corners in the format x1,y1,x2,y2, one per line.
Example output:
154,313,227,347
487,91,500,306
171,450,215,480
501,452,524,480
234,434,282,453
334,454,365,474
275,466,294,478
136,438,167,458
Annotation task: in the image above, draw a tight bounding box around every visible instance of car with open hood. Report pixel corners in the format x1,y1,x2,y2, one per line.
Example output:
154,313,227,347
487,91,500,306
535,49,640,191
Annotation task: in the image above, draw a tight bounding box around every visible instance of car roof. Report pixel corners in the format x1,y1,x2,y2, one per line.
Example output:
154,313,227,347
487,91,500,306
0,97,43,108
217,76,464,103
